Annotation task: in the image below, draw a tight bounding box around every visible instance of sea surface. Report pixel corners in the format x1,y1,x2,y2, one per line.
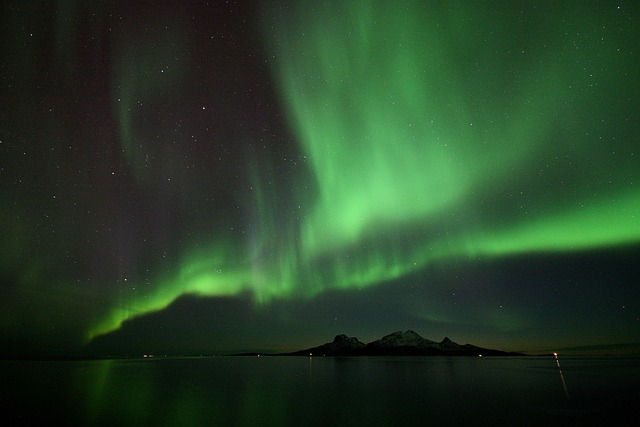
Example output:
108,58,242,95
2,355,638,426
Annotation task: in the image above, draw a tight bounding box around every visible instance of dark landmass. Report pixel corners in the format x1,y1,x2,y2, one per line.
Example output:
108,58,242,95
279,330,525,357
5,330,523,360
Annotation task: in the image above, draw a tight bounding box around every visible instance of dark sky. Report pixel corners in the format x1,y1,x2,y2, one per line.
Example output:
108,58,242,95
1,0,639,357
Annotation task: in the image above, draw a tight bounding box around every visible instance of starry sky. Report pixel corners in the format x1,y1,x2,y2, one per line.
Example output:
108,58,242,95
1,0,639,357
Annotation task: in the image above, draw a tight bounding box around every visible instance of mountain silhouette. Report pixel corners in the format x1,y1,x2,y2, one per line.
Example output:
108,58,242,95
284,330,523,356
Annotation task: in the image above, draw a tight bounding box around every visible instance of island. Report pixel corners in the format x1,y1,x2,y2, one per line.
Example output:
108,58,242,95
278,330,524,357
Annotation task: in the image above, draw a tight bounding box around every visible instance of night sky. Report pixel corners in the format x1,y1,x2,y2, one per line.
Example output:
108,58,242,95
1,0,639,357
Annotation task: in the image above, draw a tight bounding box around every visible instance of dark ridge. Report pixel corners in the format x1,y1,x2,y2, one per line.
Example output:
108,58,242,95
278,330,524,357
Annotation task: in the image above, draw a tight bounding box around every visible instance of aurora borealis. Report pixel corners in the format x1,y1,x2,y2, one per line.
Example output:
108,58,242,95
1,0,639,357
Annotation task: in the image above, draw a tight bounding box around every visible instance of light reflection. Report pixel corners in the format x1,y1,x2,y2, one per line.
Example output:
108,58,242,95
554,352,570,400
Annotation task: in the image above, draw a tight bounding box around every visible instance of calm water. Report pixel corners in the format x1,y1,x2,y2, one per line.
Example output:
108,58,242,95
2,356,639,426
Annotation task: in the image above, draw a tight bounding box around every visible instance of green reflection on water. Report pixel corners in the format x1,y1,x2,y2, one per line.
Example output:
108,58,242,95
74,358,297,426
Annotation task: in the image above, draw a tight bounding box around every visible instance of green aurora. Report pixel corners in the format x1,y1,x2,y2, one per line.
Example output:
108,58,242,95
87,1,639,341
